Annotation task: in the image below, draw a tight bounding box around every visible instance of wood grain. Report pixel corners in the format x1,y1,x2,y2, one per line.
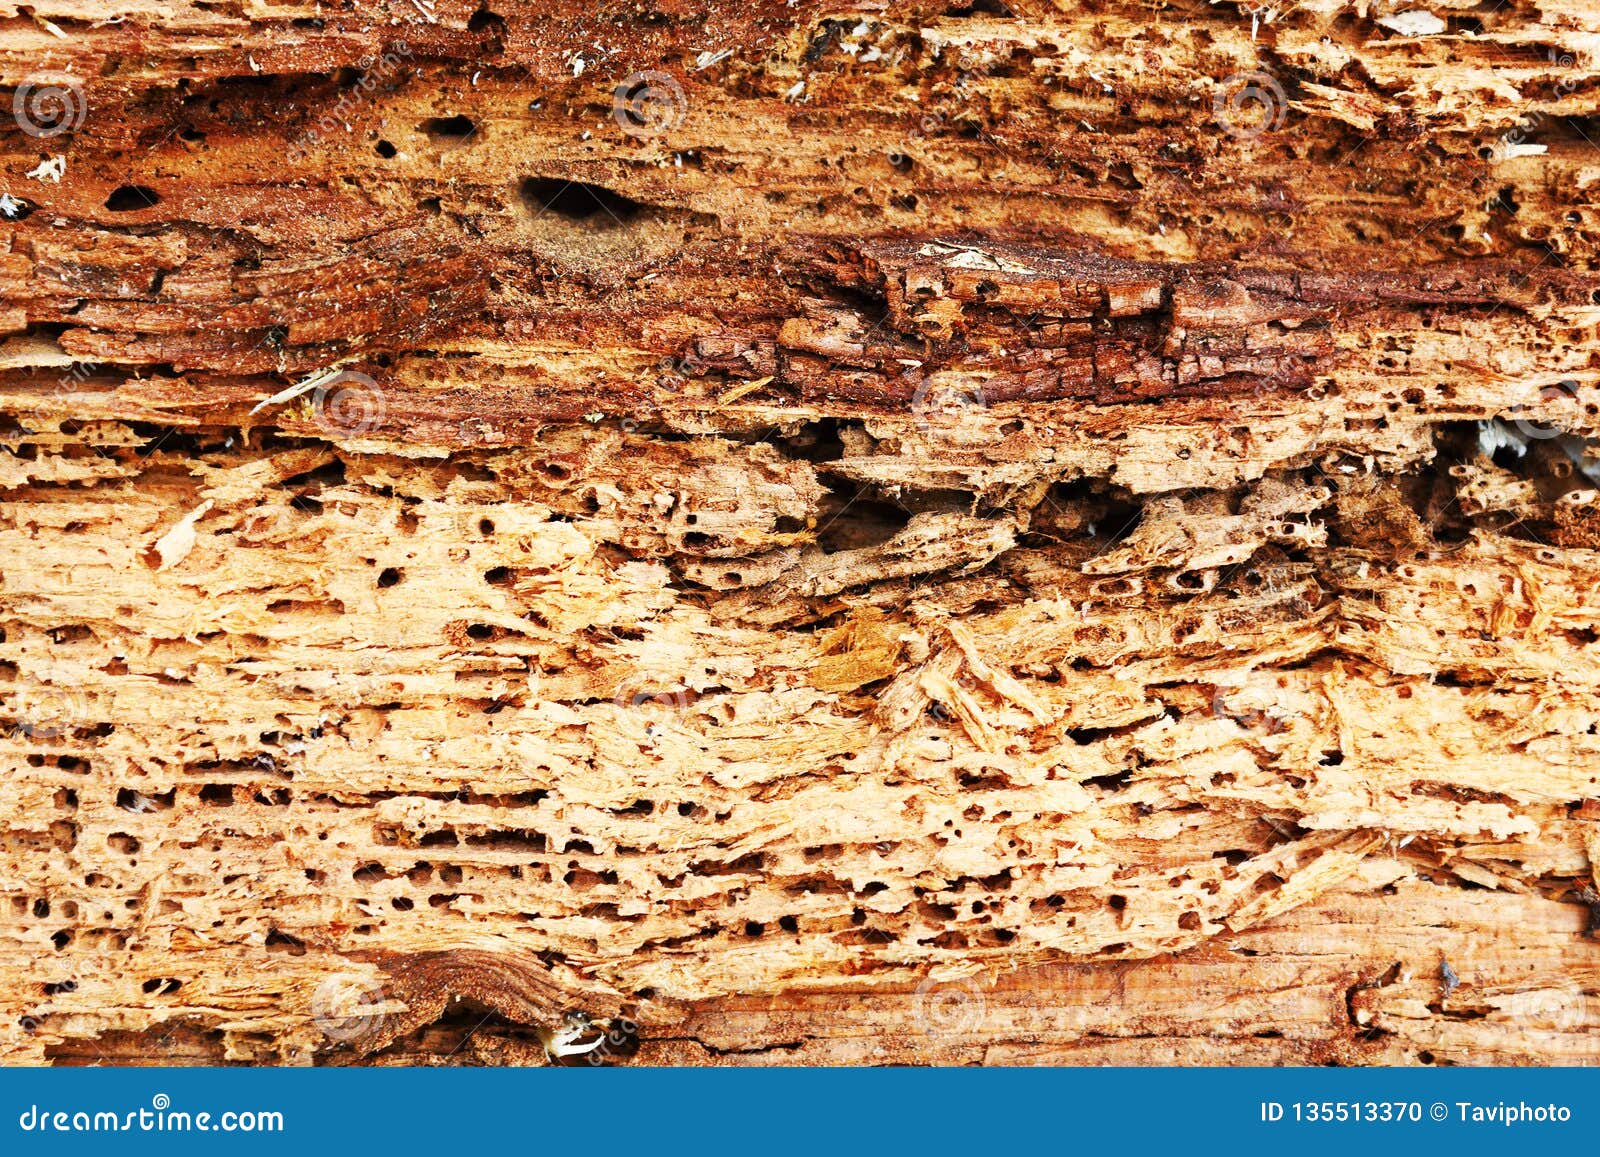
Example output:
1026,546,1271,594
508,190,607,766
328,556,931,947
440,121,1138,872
3,0,1600,1065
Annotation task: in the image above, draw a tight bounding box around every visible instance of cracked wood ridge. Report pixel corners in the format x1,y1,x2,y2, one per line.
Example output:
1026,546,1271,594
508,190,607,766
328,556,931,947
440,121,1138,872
3,0,1600,1067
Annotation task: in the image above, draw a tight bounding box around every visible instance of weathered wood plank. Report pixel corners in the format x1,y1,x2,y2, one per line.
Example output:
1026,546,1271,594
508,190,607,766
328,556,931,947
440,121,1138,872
4,0,1600,1065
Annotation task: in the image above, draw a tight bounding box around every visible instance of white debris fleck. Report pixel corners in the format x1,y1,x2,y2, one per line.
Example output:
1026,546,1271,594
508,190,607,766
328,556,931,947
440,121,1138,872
26,156,65,182
696,48,732,70
249,363,353,416
151,500,215,571
119,791,158,813
1478,419,1528,460
0,193,25,219
572,55,586,77
584,411,605,422
784,80,806,101
1377,10,1447,36
919,241,1037,274
1498,141,1548,159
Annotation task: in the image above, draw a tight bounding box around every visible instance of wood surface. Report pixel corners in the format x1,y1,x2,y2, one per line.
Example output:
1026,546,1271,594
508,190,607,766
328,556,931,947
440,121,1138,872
3,0,1600,1065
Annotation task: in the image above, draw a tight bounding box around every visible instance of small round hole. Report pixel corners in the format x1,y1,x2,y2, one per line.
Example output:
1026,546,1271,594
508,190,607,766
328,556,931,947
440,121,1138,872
105,185,160,212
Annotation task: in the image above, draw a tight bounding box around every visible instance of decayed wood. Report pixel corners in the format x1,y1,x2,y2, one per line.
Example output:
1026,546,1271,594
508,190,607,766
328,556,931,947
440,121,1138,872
3,0,1600,1065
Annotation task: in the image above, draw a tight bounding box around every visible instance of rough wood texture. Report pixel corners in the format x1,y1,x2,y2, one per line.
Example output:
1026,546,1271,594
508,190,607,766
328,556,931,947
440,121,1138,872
4,0,1600,1066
